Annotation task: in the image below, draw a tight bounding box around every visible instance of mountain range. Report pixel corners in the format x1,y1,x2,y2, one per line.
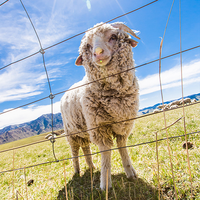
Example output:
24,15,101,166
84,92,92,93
0,93,199,145
0,113,63,144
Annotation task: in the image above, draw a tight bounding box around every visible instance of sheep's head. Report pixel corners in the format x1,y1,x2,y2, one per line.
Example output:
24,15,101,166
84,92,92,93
75,22,140,68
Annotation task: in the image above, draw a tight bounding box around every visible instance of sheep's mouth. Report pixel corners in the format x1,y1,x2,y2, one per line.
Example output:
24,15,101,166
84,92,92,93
95,56,111,66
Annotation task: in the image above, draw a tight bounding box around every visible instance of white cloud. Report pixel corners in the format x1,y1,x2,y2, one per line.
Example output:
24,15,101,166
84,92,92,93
0,1,75,104
0,101,61,129
139,59,200,95
0,1,77,60
0,58,62,103
86,0,91,11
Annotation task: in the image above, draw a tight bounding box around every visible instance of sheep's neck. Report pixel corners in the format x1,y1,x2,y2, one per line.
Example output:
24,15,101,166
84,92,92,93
88,63,136,97
102,72,135,94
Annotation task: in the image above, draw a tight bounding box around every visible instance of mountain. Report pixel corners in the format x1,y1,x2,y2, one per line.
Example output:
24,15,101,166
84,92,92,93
0,113,63,144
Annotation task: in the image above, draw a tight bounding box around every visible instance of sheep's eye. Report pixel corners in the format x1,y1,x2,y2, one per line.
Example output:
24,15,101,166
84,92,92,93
109,34,117,41
87,44,92,50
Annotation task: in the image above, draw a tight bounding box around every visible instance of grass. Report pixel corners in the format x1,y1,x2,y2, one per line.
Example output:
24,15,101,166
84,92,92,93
0,103,199,199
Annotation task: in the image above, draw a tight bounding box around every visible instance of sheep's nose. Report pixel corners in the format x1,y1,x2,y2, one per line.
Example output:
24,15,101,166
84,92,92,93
94,47,104,56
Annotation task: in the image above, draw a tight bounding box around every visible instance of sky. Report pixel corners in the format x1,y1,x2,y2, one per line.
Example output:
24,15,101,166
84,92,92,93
0,0,199,129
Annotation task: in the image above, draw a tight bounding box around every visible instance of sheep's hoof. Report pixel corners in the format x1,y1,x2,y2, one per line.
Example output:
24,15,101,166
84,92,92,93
100,179,112,191
73,171,80,177
75,171,80,174
127,169,137,181
127,175,137,181
100,185,112,191
90,164,96,170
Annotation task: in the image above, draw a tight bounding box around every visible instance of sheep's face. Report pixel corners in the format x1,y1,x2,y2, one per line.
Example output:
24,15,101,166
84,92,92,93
77,29,120,67
88,30,120,67
76,23,139,68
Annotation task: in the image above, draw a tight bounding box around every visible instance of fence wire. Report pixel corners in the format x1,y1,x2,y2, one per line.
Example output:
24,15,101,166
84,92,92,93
0,0,9,7
178,0,193,197
0,0,199,199
0,130,199,174
158,0,178,198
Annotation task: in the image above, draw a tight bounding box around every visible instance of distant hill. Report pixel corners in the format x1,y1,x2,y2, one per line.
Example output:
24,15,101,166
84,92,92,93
138,93,200,115
0,113,63,144
0,93,199,145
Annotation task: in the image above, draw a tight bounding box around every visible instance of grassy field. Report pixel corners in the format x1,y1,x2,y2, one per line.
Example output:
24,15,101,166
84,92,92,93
0,103,199,199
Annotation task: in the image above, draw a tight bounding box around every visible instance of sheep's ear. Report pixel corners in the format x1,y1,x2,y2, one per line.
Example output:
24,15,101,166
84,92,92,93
126,38,138,48
75,55,83,66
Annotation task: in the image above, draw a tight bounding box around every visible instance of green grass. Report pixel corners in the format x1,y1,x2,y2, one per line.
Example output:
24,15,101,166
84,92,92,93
0,104,199,199
0,132,48,151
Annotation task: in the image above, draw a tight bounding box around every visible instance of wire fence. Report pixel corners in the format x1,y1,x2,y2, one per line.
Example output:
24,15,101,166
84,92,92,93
0,130,199,174
0,0,9,7
0,0,199,199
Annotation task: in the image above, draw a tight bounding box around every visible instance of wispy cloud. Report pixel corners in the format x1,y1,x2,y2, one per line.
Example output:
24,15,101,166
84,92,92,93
0,101,61,129
86,0,91,11
0,57,63,103
139,59,200,96
0,1,76,104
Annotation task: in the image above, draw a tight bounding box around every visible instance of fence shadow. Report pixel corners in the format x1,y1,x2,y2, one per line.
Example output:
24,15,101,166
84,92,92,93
57,169,158,200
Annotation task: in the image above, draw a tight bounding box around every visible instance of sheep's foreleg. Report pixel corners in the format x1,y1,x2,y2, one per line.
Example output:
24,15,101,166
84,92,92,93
82,145,95,170
71,143,80,174
116,136,137,180
99,145,112,190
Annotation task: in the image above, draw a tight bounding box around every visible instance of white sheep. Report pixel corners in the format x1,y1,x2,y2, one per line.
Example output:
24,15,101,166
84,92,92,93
192,99,197,103
169,100,181,107
157,104,166,110
180,98,191,105
170,104,178,109
162,104,170,111
153,109,160,113
60,22,140,190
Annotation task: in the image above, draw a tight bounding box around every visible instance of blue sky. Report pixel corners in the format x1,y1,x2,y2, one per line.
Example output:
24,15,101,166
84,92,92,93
0,0,199,129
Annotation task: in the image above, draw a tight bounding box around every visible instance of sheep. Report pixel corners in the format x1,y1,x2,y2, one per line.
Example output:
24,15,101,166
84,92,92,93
157,104,166,109
60,22,140,190
169,100,181,107
170,104,178,109
153,109,160,113
162,104,170,111
192,99,197,103
45,130,64,140
180,98,191,105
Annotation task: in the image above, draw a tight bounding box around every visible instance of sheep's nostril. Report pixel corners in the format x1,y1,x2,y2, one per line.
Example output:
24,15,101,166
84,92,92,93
95,47,104,55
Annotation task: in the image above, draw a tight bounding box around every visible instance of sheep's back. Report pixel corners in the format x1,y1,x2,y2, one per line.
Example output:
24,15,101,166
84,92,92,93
61,78,88,139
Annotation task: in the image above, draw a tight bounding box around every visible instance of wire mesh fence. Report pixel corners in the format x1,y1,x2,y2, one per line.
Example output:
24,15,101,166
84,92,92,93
0,0,199,199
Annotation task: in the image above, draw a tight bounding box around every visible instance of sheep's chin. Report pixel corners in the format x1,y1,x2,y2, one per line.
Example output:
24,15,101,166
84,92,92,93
94,57,111,67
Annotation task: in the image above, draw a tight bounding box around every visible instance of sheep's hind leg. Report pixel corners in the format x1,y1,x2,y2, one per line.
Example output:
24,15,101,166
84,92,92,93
116,136,137,180
82,145,95,170
99,144,112,190
70,143,80,174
